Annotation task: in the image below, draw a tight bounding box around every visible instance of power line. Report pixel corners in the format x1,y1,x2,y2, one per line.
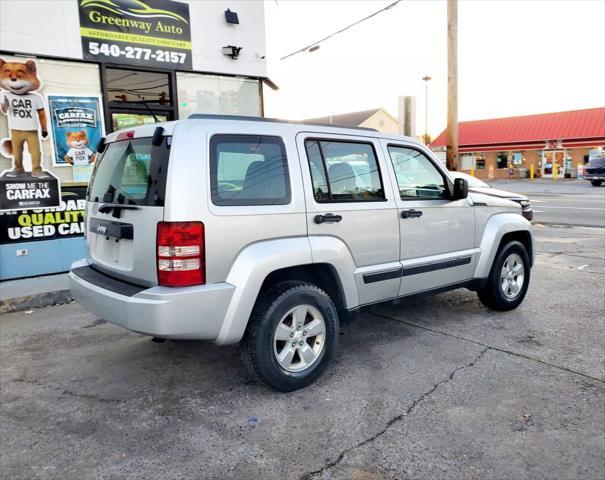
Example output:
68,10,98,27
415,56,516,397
280,0,402,61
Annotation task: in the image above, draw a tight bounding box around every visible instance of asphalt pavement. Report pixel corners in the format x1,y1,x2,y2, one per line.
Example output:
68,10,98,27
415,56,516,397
1,223,604,480
489,179,605,228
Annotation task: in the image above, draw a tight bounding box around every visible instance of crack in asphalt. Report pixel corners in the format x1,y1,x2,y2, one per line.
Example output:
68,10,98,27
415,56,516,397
538,250,605,261
299,346,490,480
12,377,123,404
373,313,605,384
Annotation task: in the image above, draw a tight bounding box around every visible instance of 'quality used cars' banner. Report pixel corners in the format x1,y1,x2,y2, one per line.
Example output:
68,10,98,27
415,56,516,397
78,0,192,70
0,186,86,244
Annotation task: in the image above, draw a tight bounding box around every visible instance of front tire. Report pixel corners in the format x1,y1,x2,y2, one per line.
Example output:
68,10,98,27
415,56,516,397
241,281,339,391
477,240,530,311
591,180,602,187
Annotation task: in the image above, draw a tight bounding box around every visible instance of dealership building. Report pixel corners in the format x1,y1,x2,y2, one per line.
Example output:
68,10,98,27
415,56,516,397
431,107,605,179
0,0,272,280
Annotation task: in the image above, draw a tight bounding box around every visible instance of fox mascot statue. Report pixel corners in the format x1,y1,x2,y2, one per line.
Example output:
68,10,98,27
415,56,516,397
0,57,49,178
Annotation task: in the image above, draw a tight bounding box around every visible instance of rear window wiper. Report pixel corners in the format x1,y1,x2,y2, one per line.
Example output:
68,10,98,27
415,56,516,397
98,203,140,219
98,203,140,213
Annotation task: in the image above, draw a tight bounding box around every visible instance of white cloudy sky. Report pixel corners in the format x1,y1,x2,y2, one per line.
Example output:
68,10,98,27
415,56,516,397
263,0,605,136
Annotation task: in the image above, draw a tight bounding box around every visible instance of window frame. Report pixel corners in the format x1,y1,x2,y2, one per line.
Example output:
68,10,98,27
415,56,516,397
304,137,387,204
496,152,509,169
209,134,291,207
386,144,452,202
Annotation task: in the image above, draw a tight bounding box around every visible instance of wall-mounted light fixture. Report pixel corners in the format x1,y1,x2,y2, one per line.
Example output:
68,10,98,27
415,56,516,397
222,45,242,60
225,9,239,24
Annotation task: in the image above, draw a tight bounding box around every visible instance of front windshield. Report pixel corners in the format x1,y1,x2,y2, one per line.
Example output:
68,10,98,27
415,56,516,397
588,156,605,167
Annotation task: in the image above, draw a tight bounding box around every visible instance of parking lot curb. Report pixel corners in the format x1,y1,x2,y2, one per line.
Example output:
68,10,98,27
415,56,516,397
0,290,74,314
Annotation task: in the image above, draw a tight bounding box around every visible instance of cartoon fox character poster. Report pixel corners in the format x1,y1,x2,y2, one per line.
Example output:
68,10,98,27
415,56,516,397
0,57,51,179
64,130,96,165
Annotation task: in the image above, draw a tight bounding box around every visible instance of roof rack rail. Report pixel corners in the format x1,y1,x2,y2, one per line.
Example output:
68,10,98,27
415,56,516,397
187,113,378,132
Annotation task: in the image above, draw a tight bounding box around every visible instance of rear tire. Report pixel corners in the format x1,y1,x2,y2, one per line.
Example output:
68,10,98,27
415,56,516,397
477,240,530,311
591,180,602,187
241,281,339,392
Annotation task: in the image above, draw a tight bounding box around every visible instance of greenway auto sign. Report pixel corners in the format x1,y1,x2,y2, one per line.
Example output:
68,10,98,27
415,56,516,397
78,0,192,69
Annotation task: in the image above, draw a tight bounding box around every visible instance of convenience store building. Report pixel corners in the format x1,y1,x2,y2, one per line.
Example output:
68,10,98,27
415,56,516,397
430,108,605,179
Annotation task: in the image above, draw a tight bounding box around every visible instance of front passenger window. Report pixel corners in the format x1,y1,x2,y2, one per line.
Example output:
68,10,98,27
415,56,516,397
387,146,447,200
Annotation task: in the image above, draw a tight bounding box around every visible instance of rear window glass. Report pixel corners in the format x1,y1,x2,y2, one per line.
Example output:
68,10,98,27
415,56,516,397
210,134,290,206
588,156,605,167
88,137,170,206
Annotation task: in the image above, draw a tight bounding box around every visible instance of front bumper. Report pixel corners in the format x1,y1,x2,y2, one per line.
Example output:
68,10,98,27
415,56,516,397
69,259,234,340
521,208,533,222
584,175,605,180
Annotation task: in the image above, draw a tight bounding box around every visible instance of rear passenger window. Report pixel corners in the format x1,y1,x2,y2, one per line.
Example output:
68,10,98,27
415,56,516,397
304,140,385,202
210,135,290,206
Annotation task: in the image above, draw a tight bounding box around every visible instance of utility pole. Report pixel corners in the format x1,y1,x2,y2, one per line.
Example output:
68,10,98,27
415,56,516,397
422,75,431,144
446,0,458,171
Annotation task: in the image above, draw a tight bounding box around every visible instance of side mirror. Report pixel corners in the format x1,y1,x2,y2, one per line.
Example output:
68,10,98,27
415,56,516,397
453,178,468,200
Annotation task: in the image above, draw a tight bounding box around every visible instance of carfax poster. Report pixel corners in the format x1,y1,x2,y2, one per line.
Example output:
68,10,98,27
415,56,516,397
48,95,104,181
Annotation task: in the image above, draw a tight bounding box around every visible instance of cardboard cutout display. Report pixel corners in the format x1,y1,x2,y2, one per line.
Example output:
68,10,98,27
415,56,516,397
0,57,60,211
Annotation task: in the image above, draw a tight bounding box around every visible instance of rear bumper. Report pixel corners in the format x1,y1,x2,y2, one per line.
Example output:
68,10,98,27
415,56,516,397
69,259,234,340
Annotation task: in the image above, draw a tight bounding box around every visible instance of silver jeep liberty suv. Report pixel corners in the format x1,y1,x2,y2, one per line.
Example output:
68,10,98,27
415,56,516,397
70,115,533,391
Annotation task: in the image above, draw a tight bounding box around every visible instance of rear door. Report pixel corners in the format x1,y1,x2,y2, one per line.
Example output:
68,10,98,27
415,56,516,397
297,132,401,305
86,132,171,286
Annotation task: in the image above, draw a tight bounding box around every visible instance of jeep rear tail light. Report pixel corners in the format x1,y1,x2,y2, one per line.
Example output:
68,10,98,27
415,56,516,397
157,222,205,287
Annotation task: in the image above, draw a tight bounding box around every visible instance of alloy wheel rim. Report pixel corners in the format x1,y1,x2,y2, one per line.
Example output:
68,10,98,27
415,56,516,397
273,305,326,373
500,253,525,299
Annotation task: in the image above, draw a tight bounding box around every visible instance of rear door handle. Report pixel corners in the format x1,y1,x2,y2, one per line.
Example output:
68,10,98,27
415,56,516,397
314,213,343,224
401,209,423,219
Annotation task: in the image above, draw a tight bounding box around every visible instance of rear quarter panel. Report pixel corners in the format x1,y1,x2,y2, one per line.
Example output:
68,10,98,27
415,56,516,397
163,120,308,284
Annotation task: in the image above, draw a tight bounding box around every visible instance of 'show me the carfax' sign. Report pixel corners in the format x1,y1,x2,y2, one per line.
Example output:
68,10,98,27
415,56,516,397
78,0,192,69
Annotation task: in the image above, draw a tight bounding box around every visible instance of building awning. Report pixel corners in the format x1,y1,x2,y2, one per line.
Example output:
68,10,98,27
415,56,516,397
431,107,605,150
261,77,279,91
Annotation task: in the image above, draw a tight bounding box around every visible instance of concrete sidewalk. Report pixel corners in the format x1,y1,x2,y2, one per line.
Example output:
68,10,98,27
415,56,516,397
0,273,72,313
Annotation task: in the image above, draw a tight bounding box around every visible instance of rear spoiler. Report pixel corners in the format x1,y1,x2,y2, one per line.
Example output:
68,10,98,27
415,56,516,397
96,126,164,153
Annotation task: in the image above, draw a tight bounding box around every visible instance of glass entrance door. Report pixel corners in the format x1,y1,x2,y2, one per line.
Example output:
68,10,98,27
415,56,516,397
542,150,565,177
103,66,176,132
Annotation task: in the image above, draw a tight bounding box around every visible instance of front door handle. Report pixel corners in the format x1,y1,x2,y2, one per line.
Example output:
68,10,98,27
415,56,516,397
401,209,423,219
314,213,343,224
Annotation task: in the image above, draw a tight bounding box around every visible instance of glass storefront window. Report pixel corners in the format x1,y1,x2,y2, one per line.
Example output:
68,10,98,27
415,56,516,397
460,153,486,170
106,68,171,105
496,152,509,169
176,72,261,118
